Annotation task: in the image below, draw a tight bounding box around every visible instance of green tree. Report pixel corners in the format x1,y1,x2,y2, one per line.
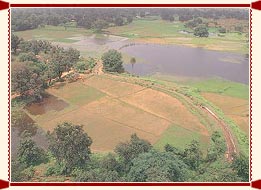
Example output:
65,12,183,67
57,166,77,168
93,19,109,32
115,133,152,163
127,151,189,182
17,131,46,167
101,49,124,73
219,27,226,33
11,61,44,100
206,131,226,162
183,140,203,170
49,47,71,79
11,33,22,54
194,159,241,182
100,153,119,172
48,122,92,174
232,154,249,181
18,52,38,62
194,25,209,37
114,17,124,26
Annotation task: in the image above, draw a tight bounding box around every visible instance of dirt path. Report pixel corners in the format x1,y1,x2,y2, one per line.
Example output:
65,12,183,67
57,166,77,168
92,60,104,75
201,106,237,161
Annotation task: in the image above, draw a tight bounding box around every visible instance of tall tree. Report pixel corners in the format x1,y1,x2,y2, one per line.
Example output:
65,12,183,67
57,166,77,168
101,49,124,73
115,133,152,163
232,154,249,182
11,34,22,54
127,151,189,182
48,122,92,174
11,61,44,100
194,25,209,37
17,131,46,167
183,140,203,170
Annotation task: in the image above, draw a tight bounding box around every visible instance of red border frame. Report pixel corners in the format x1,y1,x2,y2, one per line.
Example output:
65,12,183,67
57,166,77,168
1,2,258,189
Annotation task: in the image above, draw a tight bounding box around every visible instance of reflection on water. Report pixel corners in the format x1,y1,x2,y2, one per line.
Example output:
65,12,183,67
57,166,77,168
121,44,249,84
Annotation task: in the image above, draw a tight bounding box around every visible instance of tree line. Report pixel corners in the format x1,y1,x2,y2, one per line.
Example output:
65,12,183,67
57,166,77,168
11,34,81,101
11,8,249,32
11,34,126,102
12,122,249,182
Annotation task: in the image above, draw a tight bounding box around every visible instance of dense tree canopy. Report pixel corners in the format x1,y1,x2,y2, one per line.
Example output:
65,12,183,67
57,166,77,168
194,25,209,37
101,49,124,73
17,131,46,167
127,151,189,182
11,9,248,32
47,122,92,174
115,133,152,163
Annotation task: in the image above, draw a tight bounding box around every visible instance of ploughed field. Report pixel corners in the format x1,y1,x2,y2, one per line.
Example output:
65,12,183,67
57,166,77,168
24,75,212,152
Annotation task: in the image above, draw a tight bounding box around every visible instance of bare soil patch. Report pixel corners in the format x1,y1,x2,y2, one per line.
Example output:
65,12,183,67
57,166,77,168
121,88,208,136
84,76,145,98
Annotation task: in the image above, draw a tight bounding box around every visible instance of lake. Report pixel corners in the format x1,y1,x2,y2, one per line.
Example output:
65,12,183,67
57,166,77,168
120,44,249,84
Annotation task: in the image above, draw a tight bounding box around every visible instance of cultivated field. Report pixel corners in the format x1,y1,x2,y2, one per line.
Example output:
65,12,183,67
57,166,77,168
25,75,211,152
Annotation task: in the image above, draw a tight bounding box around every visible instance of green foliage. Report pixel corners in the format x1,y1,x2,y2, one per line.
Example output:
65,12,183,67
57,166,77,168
11,33,22,54
194,25,209,37
193,159,241,182
22,166,35,179
127,150,189,182
18,52,38,62
183,140,203,170
74,61,88,73
99,153,119,172
11,159,27,181
206,131,227,162
87,57,97,69
185,18,203,29
102,49,124,73
49,46,80,79
45,162,67,176
17,131,47,167
115,133,152,163
219,27,226,33
93,19,109,32
47,122,92,174
73,168,120,182
11,61,47,100
232,153,249,181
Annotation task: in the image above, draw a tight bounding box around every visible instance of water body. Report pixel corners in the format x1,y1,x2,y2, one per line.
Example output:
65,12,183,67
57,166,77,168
121,44,249,84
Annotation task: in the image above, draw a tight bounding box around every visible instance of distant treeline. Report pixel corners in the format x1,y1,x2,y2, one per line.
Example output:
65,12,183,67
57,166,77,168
11,8,249,31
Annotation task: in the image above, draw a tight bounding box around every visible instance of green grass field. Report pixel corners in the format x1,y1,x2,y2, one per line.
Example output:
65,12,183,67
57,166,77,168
15,25,92,42
154,124,209,154
188,78,249,100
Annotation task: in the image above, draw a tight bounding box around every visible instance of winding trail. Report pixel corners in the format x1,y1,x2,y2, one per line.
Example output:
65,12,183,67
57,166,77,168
201,106,237,161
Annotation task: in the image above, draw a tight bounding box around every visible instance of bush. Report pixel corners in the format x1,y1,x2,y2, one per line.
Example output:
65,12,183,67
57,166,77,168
74,61,88,73
74,169,120,182
101,49,124,73
45,163,67,176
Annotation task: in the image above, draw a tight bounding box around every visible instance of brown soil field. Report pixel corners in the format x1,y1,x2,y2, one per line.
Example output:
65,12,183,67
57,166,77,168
121,88,209,136
27,75,210,152
84,75,145,98
202,92,249,134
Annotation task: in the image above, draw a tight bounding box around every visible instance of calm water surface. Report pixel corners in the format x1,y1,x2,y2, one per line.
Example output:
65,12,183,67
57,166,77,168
121,44,249,84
